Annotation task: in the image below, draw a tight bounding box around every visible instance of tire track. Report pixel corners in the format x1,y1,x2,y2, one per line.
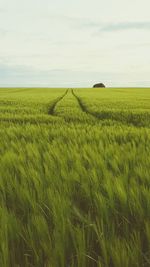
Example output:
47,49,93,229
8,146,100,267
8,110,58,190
48,89,68,115
71,89,97,119
72,89,149,127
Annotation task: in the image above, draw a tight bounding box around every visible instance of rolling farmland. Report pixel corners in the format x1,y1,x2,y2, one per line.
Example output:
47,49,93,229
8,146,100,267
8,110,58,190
0,87,150,267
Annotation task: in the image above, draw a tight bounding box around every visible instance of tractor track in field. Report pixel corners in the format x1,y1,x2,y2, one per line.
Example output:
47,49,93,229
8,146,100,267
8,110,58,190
0,90,69,125
71,89,97,120
48,89,68,115
72,89,149,127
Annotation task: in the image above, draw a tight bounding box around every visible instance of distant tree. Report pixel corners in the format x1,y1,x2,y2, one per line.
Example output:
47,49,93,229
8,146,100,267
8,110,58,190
93,83,105,88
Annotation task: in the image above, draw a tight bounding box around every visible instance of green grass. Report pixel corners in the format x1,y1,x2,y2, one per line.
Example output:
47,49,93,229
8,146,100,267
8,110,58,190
0,87,150,267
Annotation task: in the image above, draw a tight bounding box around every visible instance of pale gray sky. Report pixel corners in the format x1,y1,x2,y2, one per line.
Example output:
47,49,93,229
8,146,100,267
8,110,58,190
0,0,150,87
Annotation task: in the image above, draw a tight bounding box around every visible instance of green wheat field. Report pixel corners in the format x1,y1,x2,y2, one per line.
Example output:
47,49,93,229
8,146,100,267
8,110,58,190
0,87,150,267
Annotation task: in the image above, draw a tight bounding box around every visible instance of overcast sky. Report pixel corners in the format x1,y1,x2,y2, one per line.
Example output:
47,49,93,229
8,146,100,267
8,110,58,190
0,0,150,87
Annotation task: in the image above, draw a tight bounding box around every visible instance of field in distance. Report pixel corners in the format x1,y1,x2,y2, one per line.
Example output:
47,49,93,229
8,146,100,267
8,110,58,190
0,87,150,267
